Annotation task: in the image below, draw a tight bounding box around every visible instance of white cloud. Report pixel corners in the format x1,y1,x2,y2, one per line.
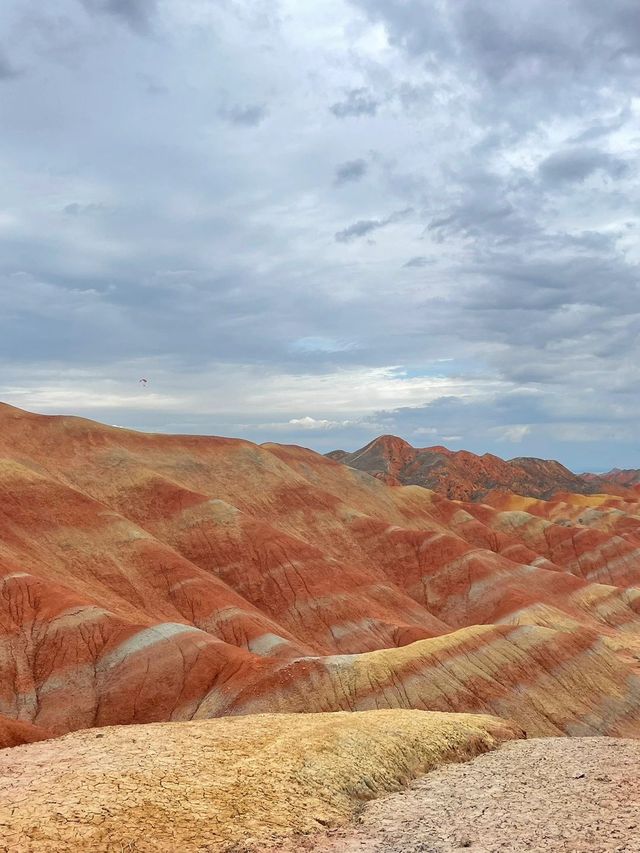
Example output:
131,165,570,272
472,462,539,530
249,415,385,432
492,425,532,443
0,363,507,418
1,384,180,411
288,337,357,353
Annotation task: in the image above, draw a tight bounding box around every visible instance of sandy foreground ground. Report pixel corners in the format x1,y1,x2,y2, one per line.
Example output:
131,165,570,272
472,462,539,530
0,710,520,852
262,737,640,853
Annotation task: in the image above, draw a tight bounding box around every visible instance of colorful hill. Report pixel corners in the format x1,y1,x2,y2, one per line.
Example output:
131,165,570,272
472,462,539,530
583,468,640,490
328,435,615,500
1,403,640,742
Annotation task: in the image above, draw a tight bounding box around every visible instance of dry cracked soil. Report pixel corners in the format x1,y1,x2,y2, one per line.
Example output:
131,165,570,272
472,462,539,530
260,737,640,853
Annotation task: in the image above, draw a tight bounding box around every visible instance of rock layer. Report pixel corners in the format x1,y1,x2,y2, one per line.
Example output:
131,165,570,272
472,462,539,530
1,403,640,738
329,434,628,500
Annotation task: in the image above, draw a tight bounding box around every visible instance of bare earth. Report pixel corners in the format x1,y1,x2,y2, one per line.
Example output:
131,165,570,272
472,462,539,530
0,710,520,852
265,738,640,853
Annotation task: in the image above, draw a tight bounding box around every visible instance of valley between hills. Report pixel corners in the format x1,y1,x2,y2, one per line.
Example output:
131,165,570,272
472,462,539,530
2,402,640,850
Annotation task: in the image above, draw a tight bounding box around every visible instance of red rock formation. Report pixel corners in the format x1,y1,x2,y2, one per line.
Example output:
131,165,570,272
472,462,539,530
1,403,640,739
330,435,603,500
0,715,49,748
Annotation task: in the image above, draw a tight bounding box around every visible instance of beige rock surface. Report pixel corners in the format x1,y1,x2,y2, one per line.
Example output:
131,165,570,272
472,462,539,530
0,709,521,852
272,736,640,853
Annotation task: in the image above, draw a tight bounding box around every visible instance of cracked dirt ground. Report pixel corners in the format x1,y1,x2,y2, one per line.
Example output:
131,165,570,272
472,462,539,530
266,737,640,853
1,710,639,852
0,709,520,852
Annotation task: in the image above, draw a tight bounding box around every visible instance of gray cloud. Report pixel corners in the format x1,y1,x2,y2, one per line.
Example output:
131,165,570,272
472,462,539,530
429,199,532,244
539,147,629,183
1,0,639,470
219,103,269,127
330,88,381,118
403,256,434,268
0,49,19,80
335,208,412,242
63,202,105,216
335,219,380,242
80,0,158,33
334,158,368,186
569,106,631,143
350,0,640,132
352,0,640,78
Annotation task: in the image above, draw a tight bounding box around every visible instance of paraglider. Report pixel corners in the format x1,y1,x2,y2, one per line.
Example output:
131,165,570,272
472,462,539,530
139,378,149,388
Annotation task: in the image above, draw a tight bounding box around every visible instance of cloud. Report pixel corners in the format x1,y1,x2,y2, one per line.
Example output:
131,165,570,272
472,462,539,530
0,50,19,80
426,173,538,245
330,88,381,118
289,337,356,353
219,103,269,127
569,106,631,143
1,0,640,470
335,219,381,242
351,0,640,85
334,158,368,186
63,203,105,216
258,416,354,431
335,208,413,242
403,256,434,268
538,147,629,183
492,424,532,443
138,73,168,96
80,0,158,34
288,416,341,429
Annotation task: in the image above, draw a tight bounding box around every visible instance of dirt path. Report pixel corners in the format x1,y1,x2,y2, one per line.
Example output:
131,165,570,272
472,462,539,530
262,738,640,853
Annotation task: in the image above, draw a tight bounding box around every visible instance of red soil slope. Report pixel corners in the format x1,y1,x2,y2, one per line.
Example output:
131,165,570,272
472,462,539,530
330,435,604,500
2,403,640,741
0,716,48,749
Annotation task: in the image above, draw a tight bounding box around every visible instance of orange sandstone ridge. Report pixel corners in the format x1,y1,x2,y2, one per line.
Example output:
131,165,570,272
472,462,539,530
1,402,640,742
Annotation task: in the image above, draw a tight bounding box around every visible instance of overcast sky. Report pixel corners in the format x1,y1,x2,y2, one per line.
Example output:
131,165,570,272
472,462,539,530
1,0,639,470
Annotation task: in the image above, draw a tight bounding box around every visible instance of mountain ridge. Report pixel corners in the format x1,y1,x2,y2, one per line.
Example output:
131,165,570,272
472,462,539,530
327,434,636,501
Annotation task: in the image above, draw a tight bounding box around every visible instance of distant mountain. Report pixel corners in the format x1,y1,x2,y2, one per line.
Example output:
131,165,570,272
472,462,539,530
327,435,599,501
325,449,349,462
583,468,640,490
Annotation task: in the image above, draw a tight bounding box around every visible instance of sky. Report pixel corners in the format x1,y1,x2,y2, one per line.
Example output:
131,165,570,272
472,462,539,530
1,0,639,471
